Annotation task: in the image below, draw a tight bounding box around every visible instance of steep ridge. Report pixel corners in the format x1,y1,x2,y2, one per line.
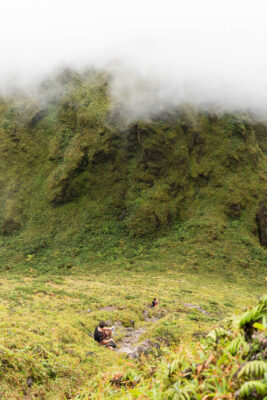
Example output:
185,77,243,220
0,69,266,271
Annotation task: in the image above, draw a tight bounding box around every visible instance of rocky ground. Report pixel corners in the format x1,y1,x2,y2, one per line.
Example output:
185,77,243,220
112,303,212,358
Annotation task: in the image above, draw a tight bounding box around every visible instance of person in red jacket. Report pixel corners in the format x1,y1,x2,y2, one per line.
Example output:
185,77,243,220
152,297,158,307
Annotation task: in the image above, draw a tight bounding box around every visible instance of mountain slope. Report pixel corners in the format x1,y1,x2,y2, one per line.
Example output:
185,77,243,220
0,69,266,272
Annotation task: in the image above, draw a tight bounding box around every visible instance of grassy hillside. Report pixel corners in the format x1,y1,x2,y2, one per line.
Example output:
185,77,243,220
0,69,266,399
0,69,266,273
0,270,265,399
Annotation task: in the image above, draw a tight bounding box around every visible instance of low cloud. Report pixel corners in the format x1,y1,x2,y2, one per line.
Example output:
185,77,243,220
1,0,267,120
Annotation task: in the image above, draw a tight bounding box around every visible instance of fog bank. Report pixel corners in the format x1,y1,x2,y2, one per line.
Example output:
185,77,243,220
1,0,267,119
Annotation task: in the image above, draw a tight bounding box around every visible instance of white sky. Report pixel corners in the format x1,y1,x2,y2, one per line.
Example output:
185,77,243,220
1,0,267,115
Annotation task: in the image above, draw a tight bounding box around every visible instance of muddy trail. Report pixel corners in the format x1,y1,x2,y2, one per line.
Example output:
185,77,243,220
109,303,212,358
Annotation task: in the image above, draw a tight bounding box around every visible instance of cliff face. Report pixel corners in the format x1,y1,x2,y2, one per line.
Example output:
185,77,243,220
0,70,266,270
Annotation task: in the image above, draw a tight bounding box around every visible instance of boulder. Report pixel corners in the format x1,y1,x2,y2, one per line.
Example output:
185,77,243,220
256,202,267,246
127,340,160,359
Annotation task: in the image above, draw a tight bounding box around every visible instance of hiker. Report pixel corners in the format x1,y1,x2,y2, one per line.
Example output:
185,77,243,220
151,297,158,308
94,321,117,349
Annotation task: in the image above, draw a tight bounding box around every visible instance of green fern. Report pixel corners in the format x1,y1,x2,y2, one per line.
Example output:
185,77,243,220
207,327,229,341
125,368,141,383
239,306,265,328
169,359,181,375
165,381,196,400
226,335,247,355
238,361,267,379
259,295,267,308
238,379,267,398
150,383,164,400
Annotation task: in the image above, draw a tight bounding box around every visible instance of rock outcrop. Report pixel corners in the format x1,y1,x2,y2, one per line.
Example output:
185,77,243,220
256,202,267,246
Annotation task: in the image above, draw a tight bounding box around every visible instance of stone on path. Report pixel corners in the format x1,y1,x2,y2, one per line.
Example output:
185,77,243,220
127,340,161,359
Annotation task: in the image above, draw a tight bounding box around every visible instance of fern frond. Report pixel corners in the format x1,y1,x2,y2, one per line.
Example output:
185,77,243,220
226,335,245,355
239,379,267,397
239,307,265,328
238,361,267,379
207,328,229,341
150,383,163,400
166,381,196,400
169,359,181,375
259,295,267,308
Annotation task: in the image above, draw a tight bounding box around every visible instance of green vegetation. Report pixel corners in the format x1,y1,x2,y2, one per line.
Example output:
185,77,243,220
0,271,265,399
0,68,266,398
0,69,266,272
75,295,267,399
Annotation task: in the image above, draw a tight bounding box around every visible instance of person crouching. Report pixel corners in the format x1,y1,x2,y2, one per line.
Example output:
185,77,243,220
94,321,117,349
